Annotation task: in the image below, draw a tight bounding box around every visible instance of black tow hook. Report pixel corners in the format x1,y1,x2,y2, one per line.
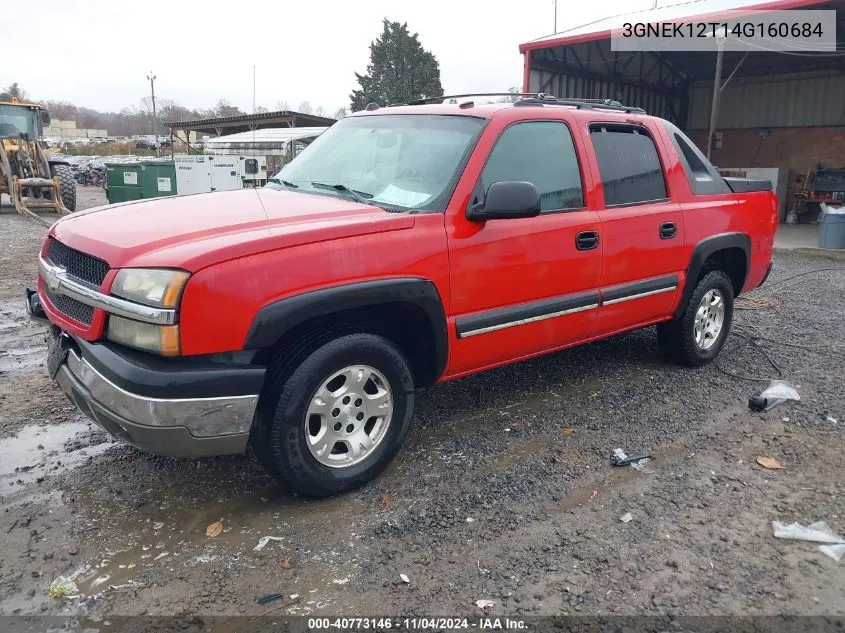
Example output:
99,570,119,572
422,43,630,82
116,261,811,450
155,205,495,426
25,288,48,324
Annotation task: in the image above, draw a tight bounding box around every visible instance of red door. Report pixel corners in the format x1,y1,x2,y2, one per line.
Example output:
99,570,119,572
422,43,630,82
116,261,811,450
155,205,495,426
444,115,602,378
579,121,687,335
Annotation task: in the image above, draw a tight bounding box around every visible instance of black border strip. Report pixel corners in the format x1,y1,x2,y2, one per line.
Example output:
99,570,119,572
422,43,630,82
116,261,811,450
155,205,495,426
601,275,679,305
456,291,599,338
63,331,266,399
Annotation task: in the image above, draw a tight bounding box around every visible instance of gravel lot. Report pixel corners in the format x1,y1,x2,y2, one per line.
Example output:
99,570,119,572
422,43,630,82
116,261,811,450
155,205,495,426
0,186,843,623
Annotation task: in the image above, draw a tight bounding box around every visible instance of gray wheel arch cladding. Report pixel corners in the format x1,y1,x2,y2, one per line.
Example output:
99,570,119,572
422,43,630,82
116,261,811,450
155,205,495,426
243,278,449,382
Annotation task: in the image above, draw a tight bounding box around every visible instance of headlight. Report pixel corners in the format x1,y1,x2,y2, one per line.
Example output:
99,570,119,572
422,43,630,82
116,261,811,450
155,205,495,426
107,315,180,356
111,269,189,308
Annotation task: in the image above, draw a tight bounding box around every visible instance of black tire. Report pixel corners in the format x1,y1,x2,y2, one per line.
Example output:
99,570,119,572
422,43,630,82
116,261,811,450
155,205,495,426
51,165,77,211
657,270,734,367
253,333,415,498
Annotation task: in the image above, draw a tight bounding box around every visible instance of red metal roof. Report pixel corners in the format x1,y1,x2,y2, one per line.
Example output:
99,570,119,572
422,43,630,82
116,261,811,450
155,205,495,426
519,0,828,52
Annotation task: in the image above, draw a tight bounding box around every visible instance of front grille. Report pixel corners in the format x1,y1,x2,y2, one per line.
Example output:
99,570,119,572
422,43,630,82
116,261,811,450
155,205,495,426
44,289,94,325
46,237,109,287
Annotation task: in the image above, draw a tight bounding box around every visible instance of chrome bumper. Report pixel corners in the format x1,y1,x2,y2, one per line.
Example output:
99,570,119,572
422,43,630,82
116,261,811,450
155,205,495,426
54,350,257,457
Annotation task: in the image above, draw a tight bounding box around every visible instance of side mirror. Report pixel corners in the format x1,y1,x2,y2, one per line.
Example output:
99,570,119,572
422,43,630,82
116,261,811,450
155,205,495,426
40,110,51,126
468,181,541,222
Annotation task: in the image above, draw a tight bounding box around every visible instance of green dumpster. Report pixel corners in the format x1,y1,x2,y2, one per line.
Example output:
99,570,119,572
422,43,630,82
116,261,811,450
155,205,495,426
139,161,177,199
105,186,143,203
105,163,143,204
105,161,177,204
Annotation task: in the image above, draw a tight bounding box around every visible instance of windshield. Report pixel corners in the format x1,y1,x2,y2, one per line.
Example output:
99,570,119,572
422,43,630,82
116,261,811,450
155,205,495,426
267,114,486,212
0,104,39,137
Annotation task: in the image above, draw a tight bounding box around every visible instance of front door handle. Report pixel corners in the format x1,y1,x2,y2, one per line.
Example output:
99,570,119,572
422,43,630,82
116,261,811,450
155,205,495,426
576,231,600,251
660,222,677,239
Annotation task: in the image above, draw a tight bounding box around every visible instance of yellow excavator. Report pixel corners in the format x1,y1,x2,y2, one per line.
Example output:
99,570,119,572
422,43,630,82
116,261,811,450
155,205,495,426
0,97,76,225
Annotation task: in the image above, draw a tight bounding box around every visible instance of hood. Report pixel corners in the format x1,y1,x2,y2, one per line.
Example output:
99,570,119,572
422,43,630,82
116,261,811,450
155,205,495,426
52,188,414,271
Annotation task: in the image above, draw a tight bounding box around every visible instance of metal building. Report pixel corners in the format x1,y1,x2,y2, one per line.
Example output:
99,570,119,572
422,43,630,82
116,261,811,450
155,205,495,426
200,127,328,156
519,0,845,238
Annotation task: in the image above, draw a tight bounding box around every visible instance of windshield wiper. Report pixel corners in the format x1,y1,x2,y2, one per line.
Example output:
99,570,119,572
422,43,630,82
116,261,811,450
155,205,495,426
310,182,374,206
268,178,299,189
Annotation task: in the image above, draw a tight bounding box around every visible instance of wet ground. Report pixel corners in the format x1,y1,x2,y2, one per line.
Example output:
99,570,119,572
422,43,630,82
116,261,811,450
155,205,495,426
0,186,844,622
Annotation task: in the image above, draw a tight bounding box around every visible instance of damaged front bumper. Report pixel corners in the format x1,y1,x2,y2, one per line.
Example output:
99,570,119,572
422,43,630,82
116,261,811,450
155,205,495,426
46,327,264,458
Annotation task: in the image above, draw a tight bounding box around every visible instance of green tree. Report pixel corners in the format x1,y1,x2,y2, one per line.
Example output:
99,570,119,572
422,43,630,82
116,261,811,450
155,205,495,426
1,83,27,101
350,20,443,111
211,99,243,118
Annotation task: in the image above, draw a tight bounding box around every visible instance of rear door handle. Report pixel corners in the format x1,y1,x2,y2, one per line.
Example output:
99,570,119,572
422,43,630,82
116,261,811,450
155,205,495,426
660,222,677,239
576,231,600,251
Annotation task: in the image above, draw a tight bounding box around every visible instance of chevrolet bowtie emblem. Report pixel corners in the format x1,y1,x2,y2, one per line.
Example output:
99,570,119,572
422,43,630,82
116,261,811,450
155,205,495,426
46,272,61,292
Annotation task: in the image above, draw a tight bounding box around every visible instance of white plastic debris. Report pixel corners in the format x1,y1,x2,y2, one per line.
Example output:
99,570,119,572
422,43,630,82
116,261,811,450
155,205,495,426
290,593,300,600
772,521,845,544
253,536,284,551
827,416,838,424
757,380,800,411
466,517,475,523
631,459,652,473
400,574,410,583
332,577,349,585
620,513,633,523
476,599,495,608
613,448,654,473
819,544,845,562
48,577,79,599
152,522,164,530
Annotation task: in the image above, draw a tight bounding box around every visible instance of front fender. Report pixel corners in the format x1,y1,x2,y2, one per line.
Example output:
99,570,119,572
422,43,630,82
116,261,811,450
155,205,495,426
244,277,448,380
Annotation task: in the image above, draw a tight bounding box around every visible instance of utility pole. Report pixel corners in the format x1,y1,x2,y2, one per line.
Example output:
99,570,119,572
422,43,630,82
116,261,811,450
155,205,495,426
706,41,724,161
147,72,158,157
253,65,256,114
553,0,557,33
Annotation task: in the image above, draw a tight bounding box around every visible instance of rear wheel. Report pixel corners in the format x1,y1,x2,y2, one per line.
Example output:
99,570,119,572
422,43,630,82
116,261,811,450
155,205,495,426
51,165,77,211
253,333,415,497
657,270,734,366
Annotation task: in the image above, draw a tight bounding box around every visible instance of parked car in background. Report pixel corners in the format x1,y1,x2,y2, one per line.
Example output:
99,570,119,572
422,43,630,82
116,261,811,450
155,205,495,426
29,95,778,498
134,138,157,150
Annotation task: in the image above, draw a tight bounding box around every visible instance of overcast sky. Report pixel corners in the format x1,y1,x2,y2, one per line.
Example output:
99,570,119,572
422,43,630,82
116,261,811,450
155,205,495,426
5,0,672,114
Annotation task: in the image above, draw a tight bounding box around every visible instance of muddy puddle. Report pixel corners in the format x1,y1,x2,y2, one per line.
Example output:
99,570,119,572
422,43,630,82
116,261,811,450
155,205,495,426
0,421,112,491
67,479,367,596
0,346,45,371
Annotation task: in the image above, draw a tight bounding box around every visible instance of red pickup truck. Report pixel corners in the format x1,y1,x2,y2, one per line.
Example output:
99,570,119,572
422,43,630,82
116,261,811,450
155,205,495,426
29,95,778,497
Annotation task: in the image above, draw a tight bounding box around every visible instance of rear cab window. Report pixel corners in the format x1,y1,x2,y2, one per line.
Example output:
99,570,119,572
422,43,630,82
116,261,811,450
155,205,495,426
662,121,731,195
588,124,668,207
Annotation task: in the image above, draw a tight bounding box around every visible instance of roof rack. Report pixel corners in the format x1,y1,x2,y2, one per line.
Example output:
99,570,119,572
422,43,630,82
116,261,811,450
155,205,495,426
515,95,647,114
406,92,537,105
404,93,646,114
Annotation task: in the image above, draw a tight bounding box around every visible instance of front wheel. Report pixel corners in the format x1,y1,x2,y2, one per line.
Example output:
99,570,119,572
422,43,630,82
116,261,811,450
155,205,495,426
51,165,77,212
254,333,415,497
657,270,734,366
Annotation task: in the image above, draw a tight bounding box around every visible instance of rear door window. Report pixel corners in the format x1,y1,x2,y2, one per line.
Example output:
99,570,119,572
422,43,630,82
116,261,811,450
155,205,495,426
589,124,668,207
